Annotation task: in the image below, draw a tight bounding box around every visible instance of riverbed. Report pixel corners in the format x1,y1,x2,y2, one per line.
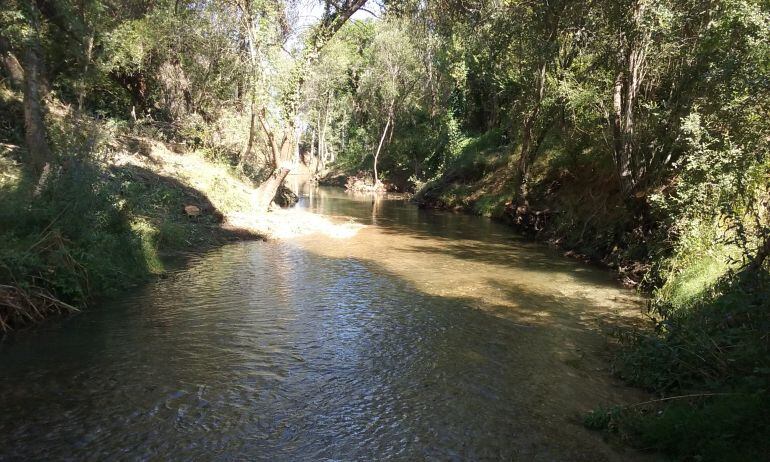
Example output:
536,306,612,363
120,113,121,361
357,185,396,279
0,184,649,461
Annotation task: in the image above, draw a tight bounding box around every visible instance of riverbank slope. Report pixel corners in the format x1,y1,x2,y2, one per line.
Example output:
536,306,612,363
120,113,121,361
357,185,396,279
0,122,253,330
406,131,770,461
0,106,358,332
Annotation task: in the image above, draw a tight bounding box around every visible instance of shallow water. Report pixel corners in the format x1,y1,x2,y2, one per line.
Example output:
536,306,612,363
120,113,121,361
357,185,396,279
0,182,649,461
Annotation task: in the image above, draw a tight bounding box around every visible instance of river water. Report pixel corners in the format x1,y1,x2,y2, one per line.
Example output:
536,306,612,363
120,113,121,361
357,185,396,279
0,184,649,461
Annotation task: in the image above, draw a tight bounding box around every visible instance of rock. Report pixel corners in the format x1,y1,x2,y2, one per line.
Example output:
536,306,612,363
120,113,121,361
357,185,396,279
167,142,186,154
183,205,201,217
317,171,348,187
273,184,298,208
345,174,387,193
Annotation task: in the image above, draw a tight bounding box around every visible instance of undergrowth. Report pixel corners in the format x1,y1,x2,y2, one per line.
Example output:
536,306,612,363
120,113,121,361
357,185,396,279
585,392,770,462
0,160,149,329
0,114,246,332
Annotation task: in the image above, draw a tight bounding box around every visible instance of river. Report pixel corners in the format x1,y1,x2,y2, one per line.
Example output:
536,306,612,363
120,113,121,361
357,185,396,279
0,184,649,461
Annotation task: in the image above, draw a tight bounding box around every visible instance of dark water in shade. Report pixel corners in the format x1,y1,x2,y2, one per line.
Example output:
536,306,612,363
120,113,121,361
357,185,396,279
0,183,651,461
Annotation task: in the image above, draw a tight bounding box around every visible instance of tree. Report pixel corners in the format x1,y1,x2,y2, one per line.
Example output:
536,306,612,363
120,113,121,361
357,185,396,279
0,1,52,177
608,0,654,195
234,0,369,210
358,19,423,184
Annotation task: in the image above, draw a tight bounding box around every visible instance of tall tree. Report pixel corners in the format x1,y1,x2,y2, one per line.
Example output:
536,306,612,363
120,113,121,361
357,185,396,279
0,1,52,177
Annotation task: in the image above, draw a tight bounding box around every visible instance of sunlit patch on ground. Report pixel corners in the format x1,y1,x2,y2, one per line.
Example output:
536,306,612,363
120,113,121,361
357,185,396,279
110,137,364,240
228,209,364,239
0,146,21,187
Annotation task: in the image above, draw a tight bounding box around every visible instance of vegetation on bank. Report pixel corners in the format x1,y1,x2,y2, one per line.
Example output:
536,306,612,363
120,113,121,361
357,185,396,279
410,127,769,462
0,108,264,330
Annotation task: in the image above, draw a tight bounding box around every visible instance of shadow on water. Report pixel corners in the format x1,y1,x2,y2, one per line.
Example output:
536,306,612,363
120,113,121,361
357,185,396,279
294,184,629,289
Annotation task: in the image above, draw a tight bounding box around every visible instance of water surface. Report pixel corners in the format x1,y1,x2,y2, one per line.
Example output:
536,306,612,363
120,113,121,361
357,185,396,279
0,184,648,461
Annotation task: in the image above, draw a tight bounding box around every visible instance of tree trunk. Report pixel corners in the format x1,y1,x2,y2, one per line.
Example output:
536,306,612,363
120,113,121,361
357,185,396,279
611,0,649,196
319,113,326,166
78,33,94,111
373,103,394,184
254,108,294,211
311,128,320,176
253,167,291,211
612,71,634,194
1,18,51,178
239,95,258,170
517,60,547,203
320,91,331,165
238,0,260,170
21,15,52,177
747,233,770,273
0,37,24,88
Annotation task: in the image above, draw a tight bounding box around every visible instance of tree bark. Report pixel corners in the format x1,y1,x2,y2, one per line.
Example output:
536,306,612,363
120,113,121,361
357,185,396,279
77,32,94,111
612,71,634,194
322,90,331,164
7,7,53,177
237,0,261,171
314,0,368,51
22,40,51,176
517,60,548,203
1,26,52,177
253,108,294,211
240,97,258,168
253,167,291,211
0,36,24,88
611,0,649,196
747,233,770,273
373,102,394,184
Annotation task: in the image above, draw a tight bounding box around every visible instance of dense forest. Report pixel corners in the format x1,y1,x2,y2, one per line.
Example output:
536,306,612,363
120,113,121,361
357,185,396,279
1,0,769,459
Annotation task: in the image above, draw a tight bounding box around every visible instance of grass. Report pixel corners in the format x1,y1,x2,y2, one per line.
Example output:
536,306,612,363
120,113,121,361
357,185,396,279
130,218,167,274
0,160,148,329
585,393,770,462
0,112,266,331
657,252,731,312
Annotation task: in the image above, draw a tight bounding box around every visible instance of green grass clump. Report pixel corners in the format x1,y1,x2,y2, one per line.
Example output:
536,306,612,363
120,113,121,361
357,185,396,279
657,252,730,312
604,267,770,459
130,218,165,274
472,191,511,218
0,161,151,324
586,393,770,462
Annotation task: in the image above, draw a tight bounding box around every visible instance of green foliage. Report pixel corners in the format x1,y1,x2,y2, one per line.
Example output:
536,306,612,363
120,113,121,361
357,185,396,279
607,266,770,461
586,393,770,462
0,145,232,330
0,162,146,307
386,3,770,458
634,394,770,462
618,269,770,391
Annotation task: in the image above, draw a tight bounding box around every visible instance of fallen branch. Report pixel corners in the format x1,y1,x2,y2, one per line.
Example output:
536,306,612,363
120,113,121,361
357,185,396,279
0,284,79,332
627,392,741,408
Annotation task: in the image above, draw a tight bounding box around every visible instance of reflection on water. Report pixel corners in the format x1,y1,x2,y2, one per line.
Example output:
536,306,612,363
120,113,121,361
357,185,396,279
0,182,648,461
